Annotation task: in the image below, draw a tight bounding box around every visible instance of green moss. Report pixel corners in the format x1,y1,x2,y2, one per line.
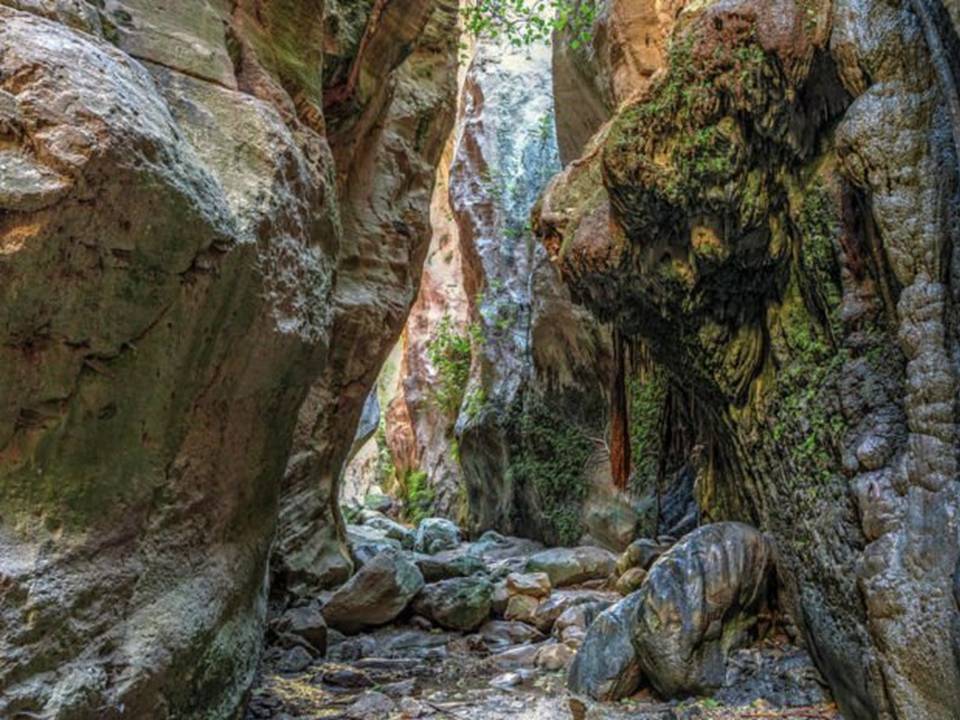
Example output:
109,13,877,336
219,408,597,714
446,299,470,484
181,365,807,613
505,395,594,546
247,0,325,109
426,316,475,418
401,469,434,525
627,368,668,496
374,416,397,488
766,178,847,506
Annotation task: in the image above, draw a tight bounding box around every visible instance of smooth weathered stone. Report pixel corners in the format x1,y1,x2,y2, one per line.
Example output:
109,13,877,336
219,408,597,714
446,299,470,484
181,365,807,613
568,523,775,700
415,548,488,582
321,550,425,634
506,571,552,599
615,566,647,596
411,576,493,632
525,546,617,587
414,517,462,555
504,594,541,624
276,603,328,655
566,592,645,701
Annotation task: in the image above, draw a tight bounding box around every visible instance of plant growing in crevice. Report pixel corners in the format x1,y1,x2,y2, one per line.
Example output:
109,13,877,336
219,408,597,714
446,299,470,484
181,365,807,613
374,416,397,488
426,315,475,418
505,394,594,545
401,469,434,525
628,368,668,497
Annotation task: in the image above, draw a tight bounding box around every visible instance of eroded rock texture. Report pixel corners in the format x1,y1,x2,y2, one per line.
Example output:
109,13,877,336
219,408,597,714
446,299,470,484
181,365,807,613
0,1,457,716
271,0,460,602
568,523,774,701
382,119,472,519
539,0,960,717
448,39,621,547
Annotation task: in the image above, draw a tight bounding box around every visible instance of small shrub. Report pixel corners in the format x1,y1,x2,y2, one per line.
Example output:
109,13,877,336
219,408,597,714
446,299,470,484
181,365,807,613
426,316,474,418
402,470,434,525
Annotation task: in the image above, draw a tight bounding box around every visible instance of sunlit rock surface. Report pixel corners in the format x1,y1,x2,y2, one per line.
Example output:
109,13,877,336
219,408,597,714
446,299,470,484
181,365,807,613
0,1,457,716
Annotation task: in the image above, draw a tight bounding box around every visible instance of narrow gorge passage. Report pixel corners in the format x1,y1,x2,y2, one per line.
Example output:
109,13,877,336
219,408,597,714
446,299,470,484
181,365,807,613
248,23,836,720
1,2,959,720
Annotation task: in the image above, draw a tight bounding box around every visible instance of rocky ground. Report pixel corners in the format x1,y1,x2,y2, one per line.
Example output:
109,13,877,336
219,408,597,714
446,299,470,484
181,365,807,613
246,512,840,720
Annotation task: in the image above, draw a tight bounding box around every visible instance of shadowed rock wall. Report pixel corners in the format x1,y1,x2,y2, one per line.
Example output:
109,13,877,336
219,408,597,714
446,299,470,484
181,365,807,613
538,0,960,717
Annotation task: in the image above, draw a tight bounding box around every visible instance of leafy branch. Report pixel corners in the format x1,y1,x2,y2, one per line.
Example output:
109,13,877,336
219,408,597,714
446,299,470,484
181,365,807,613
461,0,598,49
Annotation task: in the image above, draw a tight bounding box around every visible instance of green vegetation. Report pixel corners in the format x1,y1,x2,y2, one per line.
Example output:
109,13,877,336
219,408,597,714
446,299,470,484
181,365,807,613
400,469,435,525
506,395,594,545
462,0,598,48
767,179,847,496
627,369,667,496
374,416,397,488
606,28,771,217
426,316,476,418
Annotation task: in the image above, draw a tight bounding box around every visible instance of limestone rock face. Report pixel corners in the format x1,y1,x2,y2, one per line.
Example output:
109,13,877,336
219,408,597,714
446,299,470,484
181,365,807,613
540,0,960,715
271,0,460,603
384,120,472,519
448,38,617,547
552,0,685,164
0,1,458,717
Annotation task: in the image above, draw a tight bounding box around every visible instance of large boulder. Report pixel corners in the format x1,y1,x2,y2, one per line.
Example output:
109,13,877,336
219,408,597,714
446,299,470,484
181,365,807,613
566,592,645,701
411,576,493,631
321,550,425,634
347,524,404,568
359,510,416,550
274,603,329,656
415,548,488,582
567,523,775,700
525,546,617,587
414,517,462,555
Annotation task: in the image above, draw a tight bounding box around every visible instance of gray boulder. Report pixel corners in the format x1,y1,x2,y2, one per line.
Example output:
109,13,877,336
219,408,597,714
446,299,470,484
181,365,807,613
347,524,404,567
412,576,493,631
634,523,775,696
532,589,618,633
479,620,547,650
276,603,328,655
616,538,670,575
414,548,488,582
322,549,425,634
567,522,776,700
566,592,645,700
360,510,416,549
525,546,617,587
414,517,462,554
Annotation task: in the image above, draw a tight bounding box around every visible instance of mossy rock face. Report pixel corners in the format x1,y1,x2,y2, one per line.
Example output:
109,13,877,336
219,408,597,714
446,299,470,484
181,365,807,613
536,0,960,716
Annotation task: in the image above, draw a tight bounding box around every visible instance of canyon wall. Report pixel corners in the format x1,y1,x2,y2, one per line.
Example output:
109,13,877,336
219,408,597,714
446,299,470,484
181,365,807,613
380,113,472,521
540,0,960,717
0,1,457,717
